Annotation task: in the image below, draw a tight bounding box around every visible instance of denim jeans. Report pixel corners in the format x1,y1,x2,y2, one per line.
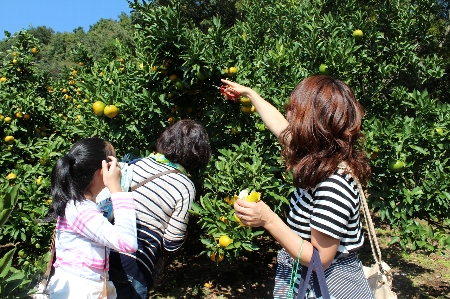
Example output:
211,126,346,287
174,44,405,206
109,268,148,299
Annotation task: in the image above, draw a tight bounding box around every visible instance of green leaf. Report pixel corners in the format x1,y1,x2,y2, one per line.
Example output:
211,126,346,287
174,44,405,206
0,248,16,278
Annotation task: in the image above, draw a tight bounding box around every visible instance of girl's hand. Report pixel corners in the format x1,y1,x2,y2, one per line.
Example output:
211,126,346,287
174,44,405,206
102,156,122,193
233,199,273,228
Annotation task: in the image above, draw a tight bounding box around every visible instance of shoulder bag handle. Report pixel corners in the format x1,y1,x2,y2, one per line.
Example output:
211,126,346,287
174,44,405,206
337,162,383,265
130,169,181,192
296,248,331,299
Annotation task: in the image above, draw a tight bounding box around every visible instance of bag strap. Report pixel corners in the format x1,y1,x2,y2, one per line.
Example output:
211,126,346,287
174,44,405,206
297,248,331,299
101,247,107,298
337,162,382,265
130,169,181,192
42,229,56,285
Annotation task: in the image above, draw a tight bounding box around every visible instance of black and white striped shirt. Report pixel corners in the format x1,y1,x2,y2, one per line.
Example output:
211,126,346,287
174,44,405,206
287,169,364,260
109,157,195,288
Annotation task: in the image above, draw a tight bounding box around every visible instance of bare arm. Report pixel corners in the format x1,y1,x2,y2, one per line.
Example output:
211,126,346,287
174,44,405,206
234,199,339,269
221,79,289,139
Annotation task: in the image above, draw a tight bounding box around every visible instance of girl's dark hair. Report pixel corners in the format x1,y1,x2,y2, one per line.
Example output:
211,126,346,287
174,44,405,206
156,119,211,173
279,75,371,189
51,138,114,216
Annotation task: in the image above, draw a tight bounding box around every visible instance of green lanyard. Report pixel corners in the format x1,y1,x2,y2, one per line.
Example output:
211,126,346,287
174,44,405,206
148,152,188,175
287,239,305,299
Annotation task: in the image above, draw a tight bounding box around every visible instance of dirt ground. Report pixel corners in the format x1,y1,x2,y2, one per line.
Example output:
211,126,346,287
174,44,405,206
149,218,450,299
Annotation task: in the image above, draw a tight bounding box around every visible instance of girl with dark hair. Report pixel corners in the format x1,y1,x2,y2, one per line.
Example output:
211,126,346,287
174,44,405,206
109,119,211,299
48,138,137,298
222,76,374,299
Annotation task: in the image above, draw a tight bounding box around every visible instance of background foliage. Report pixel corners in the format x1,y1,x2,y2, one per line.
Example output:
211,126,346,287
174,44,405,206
0,0,449,292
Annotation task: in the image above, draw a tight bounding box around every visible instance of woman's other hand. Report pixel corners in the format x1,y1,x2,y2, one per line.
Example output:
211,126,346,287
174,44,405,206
233,199,274,228
102,156,122,193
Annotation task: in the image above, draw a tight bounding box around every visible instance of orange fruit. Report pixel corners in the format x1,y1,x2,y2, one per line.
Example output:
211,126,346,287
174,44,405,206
219,235,233,248
78,62,84,66
241,105,252,114
6,172,17,180
92,101,106,116
234,212,245,225
4,116,12,123
353,29,364,40
23,113,31,121
15,112,23,119
319,64,331,75
4,136,15,144
168,74,178,81
210,253,224,262
250,105,256,113
229,66,237,75
104,105,119,118
240,97,251,104
174,81,184,91
31,47,38,54
0,77,6,83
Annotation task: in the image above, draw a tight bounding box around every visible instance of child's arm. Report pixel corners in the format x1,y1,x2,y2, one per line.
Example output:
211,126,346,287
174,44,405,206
66,197,137,253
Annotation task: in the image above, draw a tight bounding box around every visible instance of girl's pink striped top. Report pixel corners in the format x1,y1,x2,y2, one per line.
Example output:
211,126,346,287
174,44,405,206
53,192,137,281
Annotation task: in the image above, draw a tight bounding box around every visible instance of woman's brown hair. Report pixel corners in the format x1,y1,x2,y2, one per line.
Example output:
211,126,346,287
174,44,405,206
279,75,371,189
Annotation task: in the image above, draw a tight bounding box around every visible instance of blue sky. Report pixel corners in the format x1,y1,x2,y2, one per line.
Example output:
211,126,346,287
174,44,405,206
0,0,132,40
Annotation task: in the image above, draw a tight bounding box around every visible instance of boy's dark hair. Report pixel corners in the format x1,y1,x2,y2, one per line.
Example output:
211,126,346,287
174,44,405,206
51,138,114,216
156,119,211,173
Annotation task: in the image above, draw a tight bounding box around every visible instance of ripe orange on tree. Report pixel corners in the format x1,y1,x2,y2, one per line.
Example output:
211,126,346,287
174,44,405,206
104,105,119,118
210,253,224,262
31,47,38,54
229,66,237,75
23,113,31,121
4,136,14,144
240,97,251,104
353,29,364,40
4,116,12,123
15,112,23,119
92,101,106,116
241,105,252,114
219,235,233,248
6,172,17,181
0,77,6,83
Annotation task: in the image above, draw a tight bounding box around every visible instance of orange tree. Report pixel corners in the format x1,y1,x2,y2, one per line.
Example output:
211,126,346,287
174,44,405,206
0,31,71,285
127,0,450,255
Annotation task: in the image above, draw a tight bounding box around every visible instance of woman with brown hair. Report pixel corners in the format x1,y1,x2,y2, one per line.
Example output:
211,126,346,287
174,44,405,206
222,76,374,299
